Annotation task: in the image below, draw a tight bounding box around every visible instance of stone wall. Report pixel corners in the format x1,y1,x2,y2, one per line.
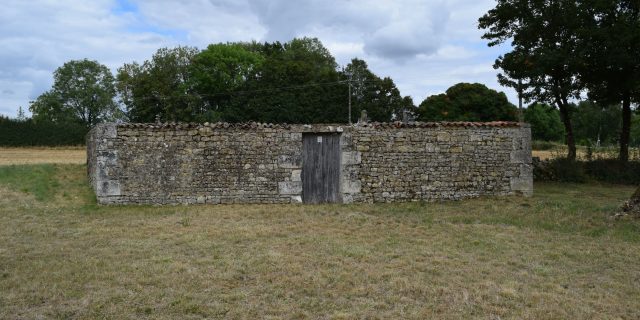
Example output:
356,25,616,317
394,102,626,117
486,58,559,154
87,122,532,205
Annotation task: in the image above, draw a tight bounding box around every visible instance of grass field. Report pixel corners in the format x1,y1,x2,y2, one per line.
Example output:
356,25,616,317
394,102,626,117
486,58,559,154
1,151,639,318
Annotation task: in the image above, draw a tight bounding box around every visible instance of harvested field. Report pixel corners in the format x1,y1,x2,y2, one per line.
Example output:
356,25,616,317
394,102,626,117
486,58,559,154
0,147,86,165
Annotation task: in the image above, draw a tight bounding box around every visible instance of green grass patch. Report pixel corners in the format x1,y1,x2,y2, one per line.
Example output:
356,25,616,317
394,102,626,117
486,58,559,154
0,164,59,201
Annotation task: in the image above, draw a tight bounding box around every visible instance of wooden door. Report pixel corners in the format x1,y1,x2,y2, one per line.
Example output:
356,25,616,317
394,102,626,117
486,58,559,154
302,133,341,204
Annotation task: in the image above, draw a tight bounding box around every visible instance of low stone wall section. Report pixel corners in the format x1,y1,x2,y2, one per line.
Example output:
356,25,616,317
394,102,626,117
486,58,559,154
87,122,532,204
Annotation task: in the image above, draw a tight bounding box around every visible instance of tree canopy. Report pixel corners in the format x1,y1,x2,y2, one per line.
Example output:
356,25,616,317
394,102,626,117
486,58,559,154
115,38,409,124
479,0,640,161
479,0,582,160
344,58,413,122
523,103,565,142
116,46,202,122
416,83,517,122
577,0,640,161
30,59,119,127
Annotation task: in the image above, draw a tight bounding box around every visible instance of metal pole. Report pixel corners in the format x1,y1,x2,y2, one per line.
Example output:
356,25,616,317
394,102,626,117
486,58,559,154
348,73,352,125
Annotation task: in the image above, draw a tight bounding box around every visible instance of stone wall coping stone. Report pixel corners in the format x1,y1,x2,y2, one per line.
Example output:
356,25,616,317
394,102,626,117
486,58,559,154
112,121,527,131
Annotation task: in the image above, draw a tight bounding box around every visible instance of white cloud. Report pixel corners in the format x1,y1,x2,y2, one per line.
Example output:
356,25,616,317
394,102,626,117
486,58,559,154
0,0,517,118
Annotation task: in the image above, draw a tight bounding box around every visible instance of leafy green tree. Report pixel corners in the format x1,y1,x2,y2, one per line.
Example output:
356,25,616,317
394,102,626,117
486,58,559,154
479,0,582,160
30,91,69,123
117,46,202,122
115,38,410,124
416,83,518,122
523,103,565,141
343,58,410,122
572,101,622,146
30,59,120,127
229,38,346,123
578,0,640,161
190,43,264,121
16,107,27,121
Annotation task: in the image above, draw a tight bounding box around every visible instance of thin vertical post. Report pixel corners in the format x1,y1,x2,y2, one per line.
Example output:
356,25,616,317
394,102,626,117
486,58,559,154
518,79,523,122
348,73,352,125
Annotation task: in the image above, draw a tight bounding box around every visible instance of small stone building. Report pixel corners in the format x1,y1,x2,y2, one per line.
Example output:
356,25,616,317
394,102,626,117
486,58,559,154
87,121,532,205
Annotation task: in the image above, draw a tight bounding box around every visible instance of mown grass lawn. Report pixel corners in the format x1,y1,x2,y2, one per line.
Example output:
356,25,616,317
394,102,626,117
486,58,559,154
0,163,639,319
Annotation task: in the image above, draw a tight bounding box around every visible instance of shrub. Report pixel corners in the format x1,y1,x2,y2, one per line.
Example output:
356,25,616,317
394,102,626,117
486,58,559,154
534,158,640,185
584,160,640,185
534,158,588,183
531,140,562,151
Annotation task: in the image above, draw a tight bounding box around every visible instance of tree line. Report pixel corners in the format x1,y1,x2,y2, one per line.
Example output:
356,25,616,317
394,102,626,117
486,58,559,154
28,38,418,126
26,37,521,128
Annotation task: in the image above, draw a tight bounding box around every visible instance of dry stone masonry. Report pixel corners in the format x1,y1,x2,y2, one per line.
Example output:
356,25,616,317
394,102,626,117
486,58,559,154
87,121,532,205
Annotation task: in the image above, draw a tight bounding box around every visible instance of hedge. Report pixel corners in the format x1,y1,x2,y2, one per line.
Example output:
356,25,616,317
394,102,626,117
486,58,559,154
0,117,88,146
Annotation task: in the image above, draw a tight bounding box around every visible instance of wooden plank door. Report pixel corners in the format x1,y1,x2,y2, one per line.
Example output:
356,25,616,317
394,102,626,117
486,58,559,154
302,133,341,204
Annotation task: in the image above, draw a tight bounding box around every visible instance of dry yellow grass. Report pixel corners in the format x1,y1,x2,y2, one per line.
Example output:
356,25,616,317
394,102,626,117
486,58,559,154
532,149,554,160
0,164,639,319
0,147,86,165
533,145,640,161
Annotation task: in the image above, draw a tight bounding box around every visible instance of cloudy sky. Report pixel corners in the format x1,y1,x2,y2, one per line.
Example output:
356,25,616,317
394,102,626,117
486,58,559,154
0,0,514,118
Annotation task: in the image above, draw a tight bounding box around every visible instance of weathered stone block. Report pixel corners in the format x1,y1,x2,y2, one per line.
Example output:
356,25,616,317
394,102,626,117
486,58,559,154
278,181,302,195
278,154,302,168
98,180,121,197
341,151,361,165
341,180,361,194
291,169,301,182
510,150,531,164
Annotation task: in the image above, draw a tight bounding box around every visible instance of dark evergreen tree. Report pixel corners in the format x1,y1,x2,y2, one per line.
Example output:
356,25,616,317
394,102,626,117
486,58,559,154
416,83,518,122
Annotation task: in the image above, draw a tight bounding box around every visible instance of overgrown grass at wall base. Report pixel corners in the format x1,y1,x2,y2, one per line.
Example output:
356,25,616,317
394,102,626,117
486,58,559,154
0,117,88,146
534,158,640,184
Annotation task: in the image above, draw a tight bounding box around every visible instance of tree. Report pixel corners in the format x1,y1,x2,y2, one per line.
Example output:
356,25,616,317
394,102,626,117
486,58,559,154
189,42,264,122
572,101,622,146
619,185,640,218
16,107,27,121
632,113,640,147
117,46,202,122
416,83,518,122
479,0,582,160
578,0,640,161
30,59,120,127
226,38,346,123
523,103,565,141
343,58,410,122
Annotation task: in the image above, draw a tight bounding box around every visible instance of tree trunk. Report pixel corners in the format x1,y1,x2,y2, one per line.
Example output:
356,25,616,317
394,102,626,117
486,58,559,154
632,185,640,201
619,95,631,162
620,185,640,216
558,102,577,161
